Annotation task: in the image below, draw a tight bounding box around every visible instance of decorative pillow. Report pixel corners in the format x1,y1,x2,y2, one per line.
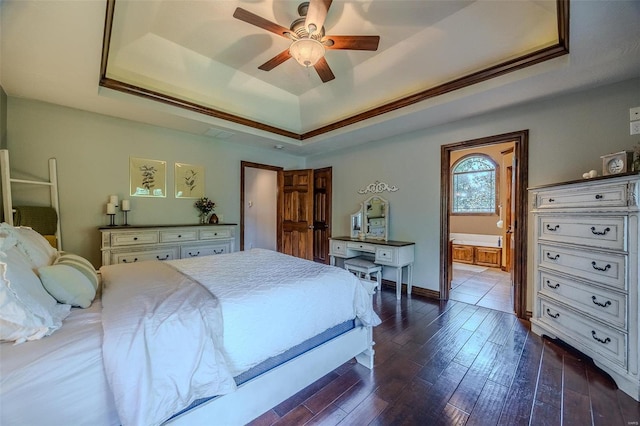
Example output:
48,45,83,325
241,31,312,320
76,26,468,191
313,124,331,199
38,265,95,308
0,222,57,268
38,253,98,308
0,244,71,344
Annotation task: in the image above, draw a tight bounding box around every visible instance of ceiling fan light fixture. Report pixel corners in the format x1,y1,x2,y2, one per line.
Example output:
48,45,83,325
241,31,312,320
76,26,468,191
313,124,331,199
289,38,324,67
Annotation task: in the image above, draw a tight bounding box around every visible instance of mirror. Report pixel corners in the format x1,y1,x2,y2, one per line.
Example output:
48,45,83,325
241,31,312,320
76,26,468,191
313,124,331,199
363,195,389,241
350,210,363,239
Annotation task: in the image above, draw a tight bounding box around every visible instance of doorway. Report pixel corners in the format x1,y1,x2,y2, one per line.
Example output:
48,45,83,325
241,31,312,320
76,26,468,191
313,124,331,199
240,162,333,263
440,130,529,319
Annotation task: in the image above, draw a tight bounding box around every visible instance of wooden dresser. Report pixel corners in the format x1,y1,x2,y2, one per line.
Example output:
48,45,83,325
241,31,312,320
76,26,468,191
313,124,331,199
100,224,236,266
529,173,639,401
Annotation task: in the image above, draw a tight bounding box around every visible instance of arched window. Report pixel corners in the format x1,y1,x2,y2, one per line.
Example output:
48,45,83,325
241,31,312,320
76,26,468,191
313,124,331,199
451,154,498,214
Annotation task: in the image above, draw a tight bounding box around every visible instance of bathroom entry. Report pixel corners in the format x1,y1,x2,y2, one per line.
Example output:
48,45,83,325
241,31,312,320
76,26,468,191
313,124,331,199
440,131,529,318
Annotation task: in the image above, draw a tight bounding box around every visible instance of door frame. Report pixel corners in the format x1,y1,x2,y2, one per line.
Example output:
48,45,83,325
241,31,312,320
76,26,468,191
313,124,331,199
240,161,283,251
440,130,529,318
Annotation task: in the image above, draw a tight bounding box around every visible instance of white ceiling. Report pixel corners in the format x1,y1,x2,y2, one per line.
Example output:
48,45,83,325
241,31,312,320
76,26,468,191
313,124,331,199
1,1,640,156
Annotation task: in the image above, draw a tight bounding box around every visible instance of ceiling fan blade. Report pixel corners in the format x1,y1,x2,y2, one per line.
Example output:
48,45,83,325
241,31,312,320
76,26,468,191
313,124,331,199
325,35,380,51
313,57,335,83
305,0,332,35
233,8,292,39
258,49,292,71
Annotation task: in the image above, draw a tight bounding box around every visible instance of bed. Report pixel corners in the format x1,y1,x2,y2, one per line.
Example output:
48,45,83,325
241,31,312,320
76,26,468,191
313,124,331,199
0,230,379,425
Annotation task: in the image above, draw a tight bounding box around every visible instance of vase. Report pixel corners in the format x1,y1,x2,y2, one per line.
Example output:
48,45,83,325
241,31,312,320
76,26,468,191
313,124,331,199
199,213,208,224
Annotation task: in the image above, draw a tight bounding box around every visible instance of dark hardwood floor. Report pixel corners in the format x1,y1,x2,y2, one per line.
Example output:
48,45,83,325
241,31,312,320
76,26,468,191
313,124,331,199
249,287,640,425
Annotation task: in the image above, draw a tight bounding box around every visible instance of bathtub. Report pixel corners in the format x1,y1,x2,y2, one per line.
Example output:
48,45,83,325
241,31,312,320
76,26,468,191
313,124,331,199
450,233,502,268
450,233,501,248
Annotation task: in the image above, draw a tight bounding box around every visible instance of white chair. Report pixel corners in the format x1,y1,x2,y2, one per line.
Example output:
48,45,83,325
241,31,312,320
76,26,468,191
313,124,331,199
344,257,382,292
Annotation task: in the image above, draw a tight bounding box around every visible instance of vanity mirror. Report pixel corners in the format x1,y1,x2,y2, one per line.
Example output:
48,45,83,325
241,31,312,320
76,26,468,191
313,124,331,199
350,210,363,239
362,195,389,241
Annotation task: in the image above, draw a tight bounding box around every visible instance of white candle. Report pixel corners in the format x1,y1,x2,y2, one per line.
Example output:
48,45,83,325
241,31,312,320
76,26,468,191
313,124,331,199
121,199,130,211
106,203,116,214
109,195,119,206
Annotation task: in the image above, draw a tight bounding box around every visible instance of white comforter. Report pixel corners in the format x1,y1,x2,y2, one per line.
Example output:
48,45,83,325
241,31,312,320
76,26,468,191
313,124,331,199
100,261,236,426
169,248,380,375
100,248,380,426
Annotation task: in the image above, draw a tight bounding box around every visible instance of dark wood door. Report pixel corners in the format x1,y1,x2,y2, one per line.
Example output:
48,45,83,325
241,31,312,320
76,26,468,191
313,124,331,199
504,165,513,273
313,167,332,264
278,169,314,260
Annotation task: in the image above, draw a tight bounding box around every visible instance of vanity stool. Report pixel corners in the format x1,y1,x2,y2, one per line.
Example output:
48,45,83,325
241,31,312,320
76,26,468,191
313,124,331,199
344,257,382,292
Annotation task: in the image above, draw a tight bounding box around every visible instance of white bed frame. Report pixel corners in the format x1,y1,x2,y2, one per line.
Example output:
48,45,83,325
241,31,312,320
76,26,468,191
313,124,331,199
0,149,62,250
168,279,377,426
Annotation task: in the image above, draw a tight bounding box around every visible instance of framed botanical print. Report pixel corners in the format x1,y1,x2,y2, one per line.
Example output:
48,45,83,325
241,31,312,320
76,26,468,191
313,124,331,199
175,163,205,198
129,157,166,197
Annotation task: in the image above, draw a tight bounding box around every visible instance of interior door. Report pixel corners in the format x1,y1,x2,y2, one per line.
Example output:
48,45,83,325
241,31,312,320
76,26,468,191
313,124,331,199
313,167,332,264
505,165,513,273
509,156,517,287
278,169,314,260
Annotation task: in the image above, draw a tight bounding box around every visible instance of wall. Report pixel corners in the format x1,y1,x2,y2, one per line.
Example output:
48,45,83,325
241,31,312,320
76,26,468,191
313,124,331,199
307,78,640,311
6,98,304,267
0,87,6,149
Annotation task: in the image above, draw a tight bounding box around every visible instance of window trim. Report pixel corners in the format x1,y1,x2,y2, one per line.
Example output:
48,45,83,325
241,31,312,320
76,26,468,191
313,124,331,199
450,153,499,216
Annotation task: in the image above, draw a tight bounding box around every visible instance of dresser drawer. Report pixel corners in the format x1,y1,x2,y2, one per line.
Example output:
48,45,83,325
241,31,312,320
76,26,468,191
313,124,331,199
538,215,626,251
375,247,396,264
199,228,233,240
111,231,158,246
539,243,626,290
112,247,179,264
181,242,231,258
539,271,626,328
347,242,375,253
159,229,197,243
535,182,627,209
539,297,626,368
330,240,347,256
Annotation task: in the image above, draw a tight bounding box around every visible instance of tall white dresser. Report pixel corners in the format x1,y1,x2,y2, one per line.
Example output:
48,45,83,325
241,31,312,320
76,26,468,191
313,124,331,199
530,173,639,401
100,224,236,266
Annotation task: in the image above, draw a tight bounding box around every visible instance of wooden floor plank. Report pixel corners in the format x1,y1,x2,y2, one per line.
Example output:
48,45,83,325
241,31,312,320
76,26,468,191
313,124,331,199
252,287,639,426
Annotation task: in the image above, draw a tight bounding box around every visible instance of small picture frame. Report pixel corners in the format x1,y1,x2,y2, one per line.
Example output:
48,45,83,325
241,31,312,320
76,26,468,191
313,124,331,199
175,163,205,198
130,157,166,197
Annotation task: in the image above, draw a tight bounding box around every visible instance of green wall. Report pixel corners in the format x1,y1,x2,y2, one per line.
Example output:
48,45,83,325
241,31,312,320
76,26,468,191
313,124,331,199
6,78,640,311
6,99,304,266
307,77,640,309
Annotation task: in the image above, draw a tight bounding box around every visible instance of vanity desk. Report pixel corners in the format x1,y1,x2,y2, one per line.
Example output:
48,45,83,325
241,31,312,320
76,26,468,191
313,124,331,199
329,236,415,299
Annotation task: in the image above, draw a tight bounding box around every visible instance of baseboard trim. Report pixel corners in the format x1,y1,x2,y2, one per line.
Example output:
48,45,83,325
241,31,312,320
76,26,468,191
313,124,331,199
381,279,441,300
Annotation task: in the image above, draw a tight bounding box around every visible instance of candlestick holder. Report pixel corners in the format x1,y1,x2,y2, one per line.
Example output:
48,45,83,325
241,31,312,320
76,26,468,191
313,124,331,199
108,213,116,227
122,210,130,226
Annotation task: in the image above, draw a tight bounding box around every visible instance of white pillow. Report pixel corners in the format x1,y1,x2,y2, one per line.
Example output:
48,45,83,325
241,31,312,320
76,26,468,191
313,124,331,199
0,223,57,268
38,254,98,308
0,244,71,343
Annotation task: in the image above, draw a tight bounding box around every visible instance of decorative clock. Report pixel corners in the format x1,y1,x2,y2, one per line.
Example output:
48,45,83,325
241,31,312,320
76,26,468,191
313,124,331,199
601,150,634,176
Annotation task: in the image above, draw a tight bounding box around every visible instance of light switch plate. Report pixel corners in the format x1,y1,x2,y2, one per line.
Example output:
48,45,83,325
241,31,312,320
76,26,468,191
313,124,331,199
630,107,640,122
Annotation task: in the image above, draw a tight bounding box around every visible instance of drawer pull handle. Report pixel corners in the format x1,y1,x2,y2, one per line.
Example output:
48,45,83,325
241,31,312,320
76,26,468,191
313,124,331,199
546,308,559,319
156,255,170,261
591,296,612,308
546,280,559,289
595,194,603,200
178,235,182,238
546,253,560,261
548,198,555,203
188,251,200,257
591,261,611,272
591,330,611,344
546,224,560,231
122,258,138,263
213,249,224,254
133,237,138,241
590,226,610,236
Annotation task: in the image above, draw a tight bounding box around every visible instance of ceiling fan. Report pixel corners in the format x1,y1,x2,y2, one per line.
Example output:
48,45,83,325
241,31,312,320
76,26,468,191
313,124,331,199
233,0,380,83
